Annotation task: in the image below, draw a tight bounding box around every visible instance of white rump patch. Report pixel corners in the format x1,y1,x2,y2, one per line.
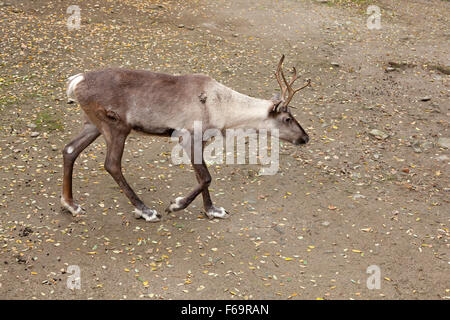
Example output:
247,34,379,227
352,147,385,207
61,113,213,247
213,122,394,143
66,73,84,102
66,146,74,154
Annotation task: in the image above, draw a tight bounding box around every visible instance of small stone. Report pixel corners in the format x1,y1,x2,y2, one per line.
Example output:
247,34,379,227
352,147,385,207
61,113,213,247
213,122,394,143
411,140,433,152
352,194,366,200
437,137,450,149
411,141,422,153
30,132,40,137
272,225,285,234
186,26,195,30
350,172,361,180
27,123,37,129
430,103,441,113
321,221,330,227
149,4,165,10
177,24,185,28
420,96,431,102
232,33,239,37
433,65,450,75
331,62,340,67
421,141,433,151
386,67,396,72
369,129,389,140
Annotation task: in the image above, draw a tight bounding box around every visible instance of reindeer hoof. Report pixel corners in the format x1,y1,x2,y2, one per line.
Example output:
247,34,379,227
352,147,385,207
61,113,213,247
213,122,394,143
61,197,85,217
134,208,161,222
165,197,186,213
206,206,229,219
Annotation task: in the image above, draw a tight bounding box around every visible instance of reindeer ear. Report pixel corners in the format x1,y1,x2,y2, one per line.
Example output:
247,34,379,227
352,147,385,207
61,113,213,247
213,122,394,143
269,100,283,114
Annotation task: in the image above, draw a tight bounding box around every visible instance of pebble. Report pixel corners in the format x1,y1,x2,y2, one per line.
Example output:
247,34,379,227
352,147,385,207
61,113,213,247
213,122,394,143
352,194,366,200
422,142,434,151
437,137,450,149
386,67,396,72
30,132,40,137
369,129,389,140
149,4,165,10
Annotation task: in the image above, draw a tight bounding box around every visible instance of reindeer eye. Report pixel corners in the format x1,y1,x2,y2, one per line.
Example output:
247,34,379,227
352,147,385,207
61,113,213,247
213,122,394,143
283,117,292,124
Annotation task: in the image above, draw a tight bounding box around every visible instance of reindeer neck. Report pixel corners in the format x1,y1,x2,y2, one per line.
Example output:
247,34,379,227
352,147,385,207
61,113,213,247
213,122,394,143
210,83,271,130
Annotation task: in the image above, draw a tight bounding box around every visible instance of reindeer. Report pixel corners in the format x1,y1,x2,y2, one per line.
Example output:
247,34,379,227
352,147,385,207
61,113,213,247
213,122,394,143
61,55,310,222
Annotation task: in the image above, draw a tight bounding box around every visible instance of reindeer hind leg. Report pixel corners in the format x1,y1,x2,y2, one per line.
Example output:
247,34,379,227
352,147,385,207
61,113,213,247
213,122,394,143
62,121,100,216
102,126,161,222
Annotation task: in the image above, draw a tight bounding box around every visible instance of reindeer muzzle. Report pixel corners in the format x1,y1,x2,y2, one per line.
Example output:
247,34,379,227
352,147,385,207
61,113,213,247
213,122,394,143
294,135,309,145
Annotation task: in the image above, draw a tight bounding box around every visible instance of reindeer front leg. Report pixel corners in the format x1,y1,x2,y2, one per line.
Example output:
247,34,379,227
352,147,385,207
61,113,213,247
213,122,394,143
166,140,228,219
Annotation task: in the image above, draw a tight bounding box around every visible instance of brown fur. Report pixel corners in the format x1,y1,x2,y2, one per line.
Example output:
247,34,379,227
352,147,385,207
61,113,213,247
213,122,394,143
75,69,210,134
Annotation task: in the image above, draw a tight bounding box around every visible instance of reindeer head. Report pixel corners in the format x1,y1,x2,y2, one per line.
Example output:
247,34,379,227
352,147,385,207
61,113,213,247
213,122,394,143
268,55,310,145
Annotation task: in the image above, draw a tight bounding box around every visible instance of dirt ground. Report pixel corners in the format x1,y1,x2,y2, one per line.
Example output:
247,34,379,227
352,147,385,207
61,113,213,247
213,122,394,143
0,0,448,300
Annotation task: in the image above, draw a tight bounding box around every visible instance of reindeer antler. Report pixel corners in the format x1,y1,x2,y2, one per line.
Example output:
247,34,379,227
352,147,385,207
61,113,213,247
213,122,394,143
275,55,311,108
275,54,288,102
